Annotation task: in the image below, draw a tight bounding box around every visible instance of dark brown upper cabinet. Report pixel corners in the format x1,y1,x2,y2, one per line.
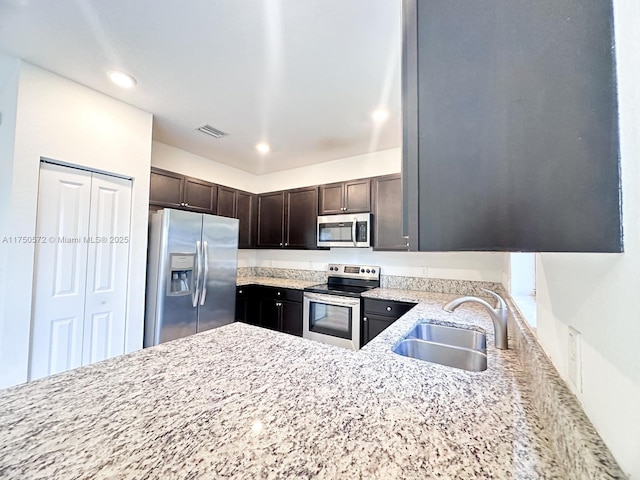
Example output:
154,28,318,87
216,186,256,249
257,191,285,248
257,186,319,249
149,168,183,208
285,187,319,248
319,179,371,215
402,0,621,252
150,167,217,214
216,185,236,218
372,174,409,251
236,191,256,249
183,177,217,213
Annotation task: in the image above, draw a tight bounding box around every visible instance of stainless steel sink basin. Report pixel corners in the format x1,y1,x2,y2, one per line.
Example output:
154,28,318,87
405,323,486,351
392,321,488,372
393,339,487,372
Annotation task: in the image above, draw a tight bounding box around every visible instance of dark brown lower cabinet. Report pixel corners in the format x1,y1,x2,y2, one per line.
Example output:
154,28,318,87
361,298,416,346
235,286,255,324
236,286,303,337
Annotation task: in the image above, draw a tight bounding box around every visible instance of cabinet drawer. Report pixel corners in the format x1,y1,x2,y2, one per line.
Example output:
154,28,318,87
363,298,415,318
258,286,303,303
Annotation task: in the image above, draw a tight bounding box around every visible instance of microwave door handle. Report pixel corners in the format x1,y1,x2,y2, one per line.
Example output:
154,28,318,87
352,218,357,247
192,240,201,308
200,240,209,306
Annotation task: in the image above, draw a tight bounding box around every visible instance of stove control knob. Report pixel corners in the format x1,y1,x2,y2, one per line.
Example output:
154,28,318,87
371,269,376,274
366,269,371,273
360,269,365,273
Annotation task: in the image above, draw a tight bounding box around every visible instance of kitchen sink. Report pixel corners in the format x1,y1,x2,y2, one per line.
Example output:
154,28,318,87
392,321,487,372
404,322,486,351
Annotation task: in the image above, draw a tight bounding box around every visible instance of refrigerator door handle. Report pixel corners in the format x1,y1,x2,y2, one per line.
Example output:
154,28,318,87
200,240,209,306
192,240,201,308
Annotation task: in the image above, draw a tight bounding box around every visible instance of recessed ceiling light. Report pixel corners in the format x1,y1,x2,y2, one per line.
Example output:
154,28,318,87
256,142,271,154
107,70,137,89
371,109,389,123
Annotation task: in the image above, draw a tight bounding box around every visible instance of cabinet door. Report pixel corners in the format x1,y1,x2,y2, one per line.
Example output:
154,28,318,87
361,314,394,347
403,0,621,252
344,179,370,213
217,186,236,218
235,286,256,323
281,300,302,337
149,168,183,208
257,191,285,247
372,174,408,251
285,186,318,248
236,191,256,249
319,182,345,214
259,299,280,330
184,177,217,213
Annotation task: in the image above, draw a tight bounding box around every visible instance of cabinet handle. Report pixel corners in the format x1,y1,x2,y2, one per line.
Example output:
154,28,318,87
363,317,368,322
276,291,281,296
185,203,189,206
280,242,283,246
276,302,282,307
284,242,288,246
238,289,243,294
386,306,392,312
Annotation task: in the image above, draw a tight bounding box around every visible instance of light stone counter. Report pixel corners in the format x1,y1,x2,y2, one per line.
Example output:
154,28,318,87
236,276,319,290
0,289,624,479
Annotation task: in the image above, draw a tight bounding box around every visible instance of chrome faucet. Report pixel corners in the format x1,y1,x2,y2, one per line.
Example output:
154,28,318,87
443,289,509,349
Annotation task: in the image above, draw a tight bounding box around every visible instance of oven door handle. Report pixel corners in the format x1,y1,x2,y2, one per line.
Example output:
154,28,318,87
304,292,360,307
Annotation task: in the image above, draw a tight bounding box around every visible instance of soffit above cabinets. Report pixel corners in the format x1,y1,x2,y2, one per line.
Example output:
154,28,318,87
0,0,402,175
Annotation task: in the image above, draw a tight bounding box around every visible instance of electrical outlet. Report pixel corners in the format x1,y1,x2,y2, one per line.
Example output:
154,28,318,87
567,327,582,393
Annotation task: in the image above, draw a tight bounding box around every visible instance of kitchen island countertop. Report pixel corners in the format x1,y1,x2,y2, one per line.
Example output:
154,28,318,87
0,290,619,479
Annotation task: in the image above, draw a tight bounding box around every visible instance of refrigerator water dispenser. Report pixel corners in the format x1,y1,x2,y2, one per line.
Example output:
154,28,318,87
167,253,195,296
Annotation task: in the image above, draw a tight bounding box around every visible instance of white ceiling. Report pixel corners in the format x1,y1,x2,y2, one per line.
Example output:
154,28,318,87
0,0,402,174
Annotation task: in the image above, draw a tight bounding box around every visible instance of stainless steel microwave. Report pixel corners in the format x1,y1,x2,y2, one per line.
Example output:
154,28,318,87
317,213,371,248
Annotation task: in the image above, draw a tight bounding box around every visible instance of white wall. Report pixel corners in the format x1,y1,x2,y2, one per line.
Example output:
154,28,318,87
152,141,256,192
0,62,153,388
241,249,504,282
535,0,640,476
151,140,401,193
252,147,401,193
0,53,21,377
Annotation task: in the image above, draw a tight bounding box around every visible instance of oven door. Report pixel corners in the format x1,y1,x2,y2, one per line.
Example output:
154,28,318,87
303,292,361,350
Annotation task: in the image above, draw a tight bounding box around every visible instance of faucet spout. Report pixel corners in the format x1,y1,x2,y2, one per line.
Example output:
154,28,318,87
443,289,508,349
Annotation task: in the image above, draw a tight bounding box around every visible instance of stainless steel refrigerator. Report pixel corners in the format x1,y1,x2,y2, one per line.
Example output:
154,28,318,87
144,208,239,347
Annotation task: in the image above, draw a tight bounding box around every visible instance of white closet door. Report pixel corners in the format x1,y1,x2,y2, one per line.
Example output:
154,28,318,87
30,163,92,380
82,172,131,365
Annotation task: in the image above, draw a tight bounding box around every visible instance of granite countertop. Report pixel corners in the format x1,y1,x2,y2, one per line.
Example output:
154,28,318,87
0,289,581,480
236,276,319,290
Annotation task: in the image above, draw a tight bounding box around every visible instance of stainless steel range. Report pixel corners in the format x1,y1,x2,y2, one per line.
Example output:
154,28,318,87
303,264,380,350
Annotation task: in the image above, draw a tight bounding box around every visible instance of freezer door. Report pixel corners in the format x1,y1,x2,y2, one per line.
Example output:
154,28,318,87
198,214,239,332
145,209,202,346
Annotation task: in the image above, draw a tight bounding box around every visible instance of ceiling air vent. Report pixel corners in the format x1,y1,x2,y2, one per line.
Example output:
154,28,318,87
196,124,228,138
